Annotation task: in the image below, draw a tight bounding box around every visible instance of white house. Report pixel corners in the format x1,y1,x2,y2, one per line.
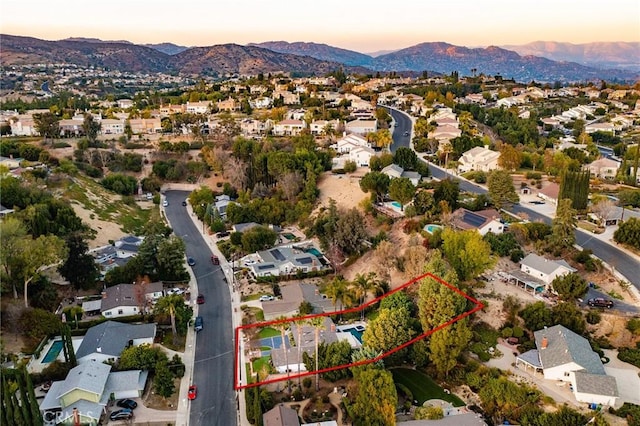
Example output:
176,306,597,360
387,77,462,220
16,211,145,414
587,158,620,180
333,133,370,153
75,321,156,364
185,101,212,114
516,325,618,407
381,164,422,186
457,146,501,173
100,119,124,135
519,253,576,287
344,119,377,135
272,119,306,136
248,247,329,281
100,282,164,318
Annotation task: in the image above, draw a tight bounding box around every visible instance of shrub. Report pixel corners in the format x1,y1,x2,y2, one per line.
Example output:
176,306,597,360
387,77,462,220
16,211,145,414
586,311,601,325
627,318,640,336
618,347,640,368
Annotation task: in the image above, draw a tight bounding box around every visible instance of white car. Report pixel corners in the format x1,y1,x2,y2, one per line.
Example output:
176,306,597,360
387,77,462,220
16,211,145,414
259,295,274,302
162,200,169,207
244,259,257,266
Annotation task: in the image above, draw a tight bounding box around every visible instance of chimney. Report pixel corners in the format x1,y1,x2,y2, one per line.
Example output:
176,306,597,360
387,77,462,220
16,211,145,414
102,291,107,299
330,323,336,332
541,336,548,349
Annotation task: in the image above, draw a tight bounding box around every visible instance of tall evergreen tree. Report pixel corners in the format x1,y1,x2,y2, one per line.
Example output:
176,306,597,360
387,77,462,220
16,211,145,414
559,170,590,211
58,232,99,291
16,368,31,425
23,367,43,426
1,370,14,425
61,324,77,367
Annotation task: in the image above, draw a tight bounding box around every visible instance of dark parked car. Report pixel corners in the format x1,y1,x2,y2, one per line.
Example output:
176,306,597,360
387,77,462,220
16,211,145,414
196,294,205,304
587,297,614,308
216,231,230,238
117,399,138,410
194,316,203,332
187,257,196,266
110,409,133,421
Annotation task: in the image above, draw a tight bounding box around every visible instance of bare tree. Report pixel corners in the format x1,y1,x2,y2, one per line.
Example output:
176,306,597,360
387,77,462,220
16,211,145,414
373,240,396,282
591,198,616,226
279,171,303,202
223,157,248,190
403,245,429,281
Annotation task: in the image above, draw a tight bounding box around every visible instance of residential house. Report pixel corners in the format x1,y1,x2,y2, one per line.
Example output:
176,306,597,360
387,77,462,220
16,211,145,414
270,316,338,373
9,114,38,136
159,104,185,116
344,119,376,135
100,119,124,135
273,90,300,105
381,164,422,186
185,101,212,114
261,282,335,321
40,360,147,426
249,247,329,283
457,146,501,173
240,118,273,136
58,119,84,137
309,119,340,136
333,133,370,153
585,122,616,134
587,158,620,180
263,404,300,426
75,321,156,364
100,282,165,318
516,325,618,406
537,183,560,205
519,253,576,287
451,208,504,236
214,194,234,218
117,99,133,109
217,97,240,111
272,119,306,136
232,222,260,233
129,118,162,134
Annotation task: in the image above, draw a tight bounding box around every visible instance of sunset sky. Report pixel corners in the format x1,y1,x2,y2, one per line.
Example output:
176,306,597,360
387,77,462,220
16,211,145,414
1,0,638,52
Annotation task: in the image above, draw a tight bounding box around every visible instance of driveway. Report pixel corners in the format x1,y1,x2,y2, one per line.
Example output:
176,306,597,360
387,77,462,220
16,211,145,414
106,398,176,425
603,349,640,405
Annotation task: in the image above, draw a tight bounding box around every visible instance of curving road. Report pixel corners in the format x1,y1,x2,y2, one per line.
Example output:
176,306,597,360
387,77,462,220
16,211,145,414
386,106,413,153
386,107,640,291
163,190,237,426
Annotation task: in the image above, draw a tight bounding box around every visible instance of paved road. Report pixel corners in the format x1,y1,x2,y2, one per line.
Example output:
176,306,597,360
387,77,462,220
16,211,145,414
385,108,640,291
386,106,412,153
164,190,237,426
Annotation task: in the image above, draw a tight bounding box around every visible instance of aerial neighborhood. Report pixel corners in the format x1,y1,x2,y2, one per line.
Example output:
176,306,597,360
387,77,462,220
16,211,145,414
2,34,640,426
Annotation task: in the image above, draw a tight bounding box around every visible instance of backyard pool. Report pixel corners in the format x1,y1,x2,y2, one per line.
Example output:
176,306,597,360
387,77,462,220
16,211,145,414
42,340,64,363
424,224,442,234
306,248,322,257
343,326,364,343
391,201,402,209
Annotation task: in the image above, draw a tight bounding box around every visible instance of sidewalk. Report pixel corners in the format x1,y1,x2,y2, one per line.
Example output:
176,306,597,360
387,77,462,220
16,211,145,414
183,203,250,426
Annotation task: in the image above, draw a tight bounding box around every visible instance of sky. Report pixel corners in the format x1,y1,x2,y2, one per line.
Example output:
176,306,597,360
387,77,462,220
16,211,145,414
1,0,638,53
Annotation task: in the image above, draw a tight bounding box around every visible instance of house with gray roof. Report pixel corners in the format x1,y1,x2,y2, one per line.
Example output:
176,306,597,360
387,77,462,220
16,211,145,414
520,253,576,286
75,321,156,364
381,163,422,186
452,208,503,236
516,325,618,406
40,360,147,425
263,404,300,426
101,282,164,318
249,246,330,280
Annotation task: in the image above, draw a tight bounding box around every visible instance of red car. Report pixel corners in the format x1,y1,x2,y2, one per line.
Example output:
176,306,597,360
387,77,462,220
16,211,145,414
196,294,205,304
188,385,197,400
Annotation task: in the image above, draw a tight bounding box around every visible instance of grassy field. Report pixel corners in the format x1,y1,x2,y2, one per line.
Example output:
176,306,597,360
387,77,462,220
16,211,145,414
258,327,280,339
391,368,465,407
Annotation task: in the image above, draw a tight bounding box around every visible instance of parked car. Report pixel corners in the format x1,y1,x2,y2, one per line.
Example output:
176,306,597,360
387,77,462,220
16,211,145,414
259,295,274,302
187,257,196,266
182,200,187,206
110,409,133,421
116,399,138,410
194,316,203,332
211,255,219,265
196,294,205,304
162,199,169,207
188,385,197,400
216,231,230,238
587,298,614,308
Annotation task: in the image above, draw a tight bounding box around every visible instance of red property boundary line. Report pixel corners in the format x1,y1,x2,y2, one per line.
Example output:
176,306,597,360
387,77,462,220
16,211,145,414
234,272,484,390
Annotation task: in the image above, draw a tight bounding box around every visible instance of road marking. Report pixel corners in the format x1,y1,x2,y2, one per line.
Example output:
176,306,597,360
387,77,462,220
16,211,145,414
194,350,234,364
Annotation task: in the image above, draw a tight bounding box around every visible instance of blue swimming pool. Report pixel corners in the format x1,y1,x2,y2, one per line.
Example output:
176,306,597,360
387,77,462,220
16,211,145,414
307,248,322,257
344,327,364,343
43,340,64,363
391,201,402,209
424,224,442,234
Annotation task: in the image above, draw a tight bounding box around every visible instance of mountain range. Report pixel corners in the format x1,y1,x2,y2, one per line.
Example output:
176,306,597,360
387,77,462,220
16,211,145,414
1,34,638,83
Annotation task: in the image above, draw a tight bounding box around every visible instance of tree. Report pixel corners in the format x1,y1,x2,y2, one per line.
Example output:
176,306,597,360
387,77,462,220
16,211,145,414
590,197,616,225
61,324,77,367
324,276,351,313
19,235,66,307
433,179,459,211
333,208,368,255
402,244,429,281
274,317,291,393
548,199,577,250
156,235,189,282
241,226,278,253
309,316,326,391
614,217,640,250
441,228,495,282
352,368,397,426
487,170,519,211
388,178,416,210
558,169,590,211
58,232,99,291
153,360,175,399
154,295,193,346
552,273,588,301
369,153,394,171
413,190,435,216
362,307,415,365
0,217,28,299
352,272,376,320
373,240,396,282
82,113,101,143
359,172,390,203
498,144,523,171
393,147,417,171
33,112,60,142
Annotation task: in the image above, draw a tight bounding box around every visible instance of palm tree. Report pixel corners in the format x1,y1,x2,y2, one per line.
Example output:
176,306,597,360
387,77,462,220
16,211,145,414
352,272,376,321
309,316,326,391
274,316,291,393
293,317,306,388
154,294,185,346
325,276,348,312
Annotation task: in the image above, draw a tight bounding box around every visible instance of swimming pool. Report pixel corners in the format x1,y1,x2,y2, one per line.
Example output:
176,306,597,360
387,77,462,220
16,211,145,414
343,327,364,343
391,201,402,209
306,248,322,257
42,340,64,363
424,224,442,234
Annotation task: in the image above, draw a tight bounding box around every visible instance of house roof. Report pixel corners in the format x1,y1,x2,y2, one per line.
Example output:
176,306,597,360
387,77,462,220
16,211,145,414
57,400,103,422
381,164,404,177
538,183,560,200
520,253,576,275
534,325,605,374
100,282,164,312
573,371,617,397
517,349,542,368
56,360,111,400
76,321,156,360
290,316,338,349
452,208,497,231
263,404,300,426
103,370,148,398
233,222,260,233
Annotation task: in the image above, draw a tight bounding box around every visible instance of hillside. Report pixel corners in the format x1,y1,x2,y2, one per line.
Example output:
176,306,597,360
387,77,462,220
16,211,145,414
249,41,374,67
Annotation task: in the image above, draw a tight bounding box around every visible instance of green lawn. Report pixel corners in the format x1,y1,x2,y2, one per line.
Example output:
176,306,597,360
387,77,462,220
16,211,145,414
258,327,280,339
391,368,465,407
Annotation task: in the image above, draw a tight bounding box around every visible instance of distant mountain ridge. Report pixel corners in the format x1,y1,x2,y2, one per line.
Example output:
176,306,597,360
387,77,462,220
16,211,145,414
1,34,638,82
501,41,640,71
